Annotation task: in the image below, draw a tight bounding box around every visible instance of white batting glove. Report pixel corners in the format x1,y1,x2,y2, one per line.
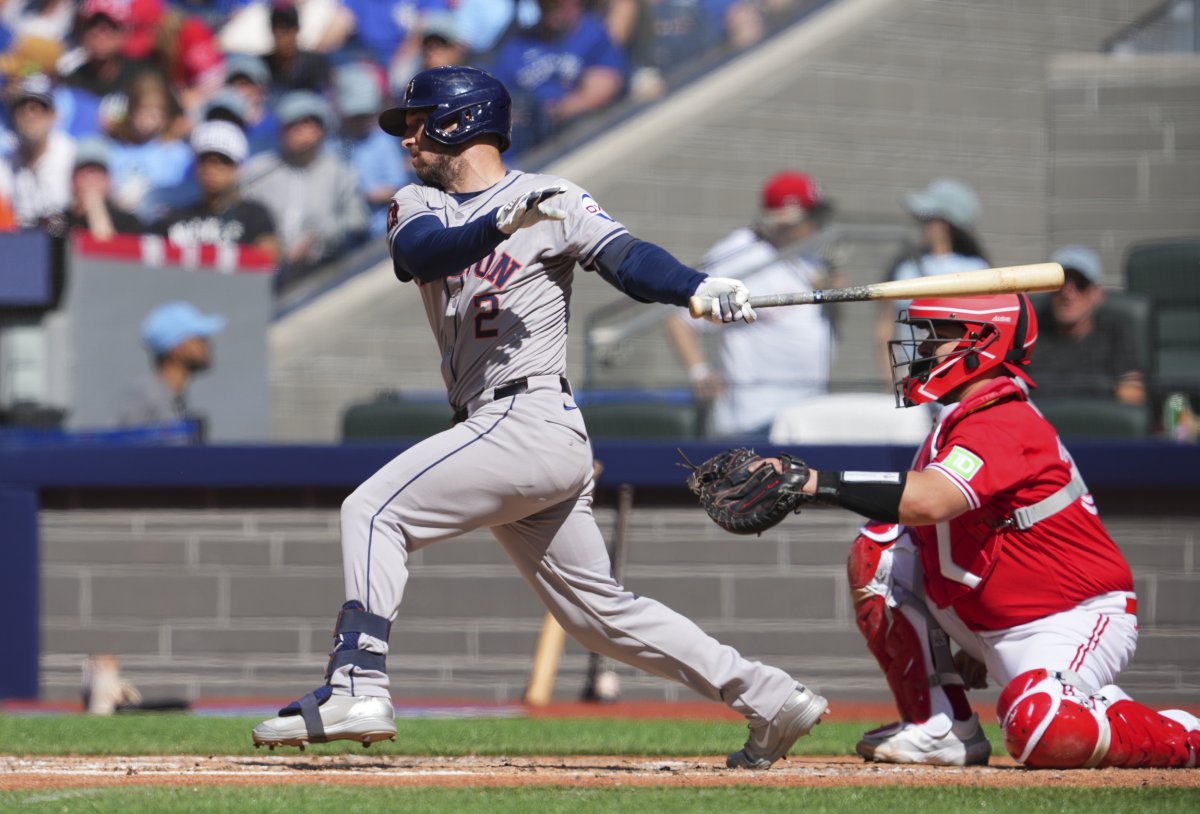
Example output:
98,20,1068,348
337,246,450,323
495,185,569,235
693,277,757,324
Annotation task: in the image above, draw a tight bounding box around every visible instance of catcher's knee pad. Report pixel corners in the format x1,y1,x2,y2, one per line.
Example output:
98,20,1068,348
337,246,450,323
1100,698,1199,768
849,524,946,722
997,669,1109,768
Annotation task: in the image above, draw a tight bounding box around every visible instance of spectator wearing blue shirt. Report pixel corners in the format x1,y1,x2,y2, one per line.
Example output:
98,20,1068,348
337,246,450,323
319,0,450,90
490,0,627,156
453,0,540,56
105,71,194,224
223,53,280,157
627,0,723,101
328,63,409,237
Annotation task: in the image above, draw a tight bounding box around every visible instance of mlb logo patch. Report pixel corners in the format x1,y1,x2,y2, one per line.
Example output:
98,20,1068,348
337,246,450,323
943,446,984,481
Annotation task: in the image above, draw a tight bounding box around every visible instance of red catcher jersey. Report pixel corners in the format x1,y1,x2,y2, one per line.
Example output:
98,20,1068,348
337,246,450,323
911,378,1133,631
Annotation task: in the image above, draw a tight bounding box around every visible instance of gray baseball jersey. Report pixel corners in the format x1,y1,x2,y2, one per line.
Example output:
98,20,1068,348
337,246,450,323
390,170,625,411
328,171,802,726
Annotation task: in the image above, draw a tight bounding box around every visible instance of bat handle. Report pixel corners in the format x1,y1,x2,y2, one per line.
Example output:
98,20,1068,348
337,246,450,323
688,296,710,319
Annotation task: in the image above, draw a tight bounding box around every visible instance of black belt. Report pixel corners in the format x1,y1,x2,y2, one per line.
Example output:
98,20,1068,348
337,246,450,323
454,376,572,424
493,376,572,400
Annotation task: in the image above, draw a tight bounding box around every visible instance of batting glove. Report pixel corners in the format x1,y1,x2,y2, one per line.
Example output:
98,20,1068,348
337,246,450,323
693,277,757,324
495,185,569,235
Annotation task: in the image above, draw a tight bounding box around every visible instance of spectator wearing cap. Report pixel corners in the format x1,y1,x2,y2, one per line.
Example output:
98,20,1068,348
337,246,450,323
1027,245,1146,406
116,299,225,440
59,0,151,99
328,62,409,237
490,0,627,156
224,53,280,156
106,70,193,223
265,1,330,94
65,135,144,238
0,73,75,228
874,177,991,382
242,90,368,285
416,11,469,70
666,170,838,437
153,120,278,258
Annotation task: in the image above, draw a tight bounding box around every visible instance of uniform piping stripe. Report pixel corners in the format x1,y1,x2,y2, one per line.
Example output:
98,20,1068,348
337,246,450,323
363,400,516,613
462,172,524,218
909,305,1021,317
928,462,981,509
1070,616,1108,673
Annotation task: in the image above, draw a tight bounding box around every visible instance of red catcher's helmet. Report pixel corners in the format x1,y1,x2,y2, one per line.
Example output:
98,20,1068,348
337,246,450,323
889,293,1038,406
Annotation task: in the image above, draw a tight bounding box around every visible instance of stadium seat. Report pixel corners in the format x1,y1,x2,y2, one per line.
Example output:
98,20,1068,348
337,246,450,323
341,396,453,440
1034,397,1151,439
581,401,702,439
768,393,932,445
1124,238,1200,401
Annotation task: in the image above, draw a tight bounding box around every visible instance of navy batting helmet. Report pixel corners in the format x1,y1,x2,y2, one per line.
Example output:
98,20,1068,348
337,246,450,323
379,66,512,152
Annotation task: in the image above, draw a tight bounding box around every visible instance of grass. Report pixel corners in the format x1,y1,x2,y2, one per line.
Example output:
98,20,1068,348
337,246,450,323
1,713,951,757
1,786,1194,814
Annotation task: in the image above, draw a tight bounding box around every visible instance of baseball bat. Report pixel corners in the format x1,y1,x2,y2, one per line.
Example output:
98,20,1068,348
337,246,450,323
687,262,1064,319
524,611,567,707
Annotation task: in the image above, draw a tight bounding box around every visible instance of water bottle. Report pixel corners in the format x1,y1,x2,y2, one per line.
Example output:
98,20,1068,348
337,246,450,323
1163,393,1189,441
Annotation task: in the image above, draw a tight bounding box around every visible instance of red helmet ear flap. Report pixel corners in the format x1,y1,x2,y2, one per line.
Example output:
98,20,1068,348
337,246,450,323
1004,293,1034,365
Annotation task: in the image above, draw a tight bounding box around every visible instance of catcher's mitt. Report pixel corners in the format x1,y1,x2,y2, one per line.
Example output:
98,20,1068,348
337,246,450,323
682,448,810,536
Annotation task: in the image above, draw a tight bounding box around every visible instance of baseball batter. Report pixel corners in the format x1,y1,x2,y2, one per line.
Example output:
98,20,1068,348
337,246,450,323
750,293,1199,768
252,65,826,769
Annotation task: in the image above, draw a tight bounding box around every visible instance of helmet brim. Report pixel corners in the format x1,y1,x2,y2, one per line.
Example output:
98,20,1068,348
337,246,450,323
379,104,435,137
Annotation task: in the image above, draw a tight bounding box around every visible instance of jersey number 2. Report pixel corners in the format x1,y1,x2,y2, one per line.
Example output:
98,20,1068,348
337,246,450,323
474,293,500,338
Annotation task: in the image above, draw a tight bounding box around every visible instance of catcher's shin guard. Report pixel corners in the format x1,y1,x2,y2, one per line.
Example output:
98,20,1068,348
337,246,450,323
848,525,969,722
999,670,1200,768
997,669,1109,768
1099,698,1199,768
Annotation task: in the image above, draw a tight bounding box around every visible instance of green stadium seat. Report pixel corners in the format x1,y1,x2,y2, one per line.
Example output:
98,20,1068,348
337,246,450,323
342,396,453,441
1034,397,1151,439
1123,239,1200,402
581,401,702,439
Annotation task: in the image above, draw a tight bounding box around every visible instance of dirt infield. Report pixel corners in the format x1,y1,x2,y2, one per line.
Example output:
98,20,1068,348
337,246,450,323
2,754,1198,791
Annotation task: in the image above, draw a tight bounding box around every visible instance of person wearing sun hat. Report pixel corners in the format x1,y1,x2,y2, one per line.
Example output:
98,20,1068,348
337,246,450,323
115,300,226,438
874,178,992,382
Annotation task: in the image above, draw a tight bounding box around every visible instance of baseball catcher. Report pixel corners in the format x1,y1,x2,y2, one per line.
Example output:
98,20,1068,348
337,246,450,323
689,292,1200,770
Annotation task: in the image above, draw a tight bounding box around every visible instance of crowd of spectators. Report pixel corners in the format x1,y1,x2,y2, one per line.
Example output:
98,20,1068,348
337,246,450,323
0,0,797,290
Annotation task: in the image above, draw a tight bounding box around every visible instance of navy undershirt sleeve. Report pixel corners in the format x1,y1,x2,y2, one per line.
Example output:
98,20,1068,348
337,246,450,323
592,235,706,306
390,211,507,283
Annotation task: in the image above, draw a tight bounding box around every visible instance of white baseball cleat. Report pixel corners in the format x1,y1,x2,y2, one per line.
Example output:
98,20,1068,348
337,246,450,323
726,684,829,769
856,712,991,766
252,689,397,751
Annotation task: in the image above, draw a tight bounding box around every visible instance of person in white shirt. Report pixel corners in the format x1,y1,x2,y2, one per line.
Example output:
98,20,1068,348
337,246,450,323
667,170,837,437
0,73,74,228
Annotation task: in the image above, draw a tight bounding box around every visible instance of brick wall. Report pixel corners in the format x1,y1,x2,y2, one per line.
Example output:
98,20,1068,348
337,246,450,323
41,505,1200,709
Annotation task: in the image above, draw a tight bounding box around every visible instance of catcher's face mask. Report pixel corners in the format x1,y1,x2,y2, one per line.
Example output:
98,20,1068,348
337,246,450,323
889,294,1038,406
